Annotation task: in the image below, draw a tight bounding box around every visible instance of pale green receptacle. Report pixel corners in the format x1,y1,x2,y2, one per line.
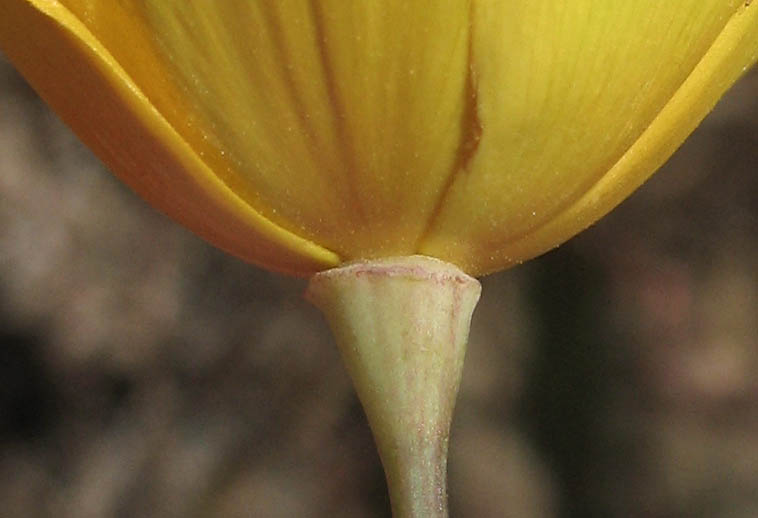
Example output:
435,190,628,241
307,256,481,518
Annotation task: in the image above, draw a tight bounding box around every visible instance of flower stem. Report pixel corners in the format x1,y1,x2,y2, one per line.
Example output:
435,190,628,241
306,256,481,517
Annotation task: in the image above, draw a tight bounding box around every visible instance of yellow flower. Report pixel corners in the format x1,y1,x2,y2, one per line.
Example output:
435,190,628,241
2,1,756,276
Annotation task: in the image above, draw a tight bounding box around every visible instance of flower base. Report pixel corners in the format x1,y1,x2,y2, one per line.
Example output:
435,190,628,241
306,255,481,517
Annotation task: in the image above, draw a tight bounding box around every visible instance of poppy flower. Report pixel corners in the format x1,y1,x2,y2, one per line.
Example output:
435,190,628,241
2,1,755,277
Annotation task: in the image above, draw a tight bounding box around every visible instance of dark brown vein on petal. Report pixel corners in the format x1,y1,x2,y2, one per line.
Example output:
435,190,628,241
417,1,745,271
308,0,368,228
415,2,481,253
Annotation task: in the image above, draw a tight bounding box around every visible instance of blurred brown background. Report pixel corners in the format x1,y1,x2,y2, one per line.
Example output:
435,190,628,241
1,54,757,518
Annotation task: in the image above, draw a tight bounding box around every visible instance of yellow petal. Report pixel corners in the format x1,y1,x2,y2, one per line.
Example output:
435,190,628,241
0,0,339,276
57,0,473,260
420,0,758,275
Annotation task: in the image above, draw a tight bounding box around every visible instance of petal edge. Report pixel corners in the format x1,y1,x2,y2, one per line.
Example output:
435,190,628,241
0,0,340,276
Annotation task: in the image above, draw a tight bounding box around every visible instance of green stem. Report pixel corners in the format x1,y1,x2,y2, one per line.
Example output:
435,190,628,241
306,256,481,517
